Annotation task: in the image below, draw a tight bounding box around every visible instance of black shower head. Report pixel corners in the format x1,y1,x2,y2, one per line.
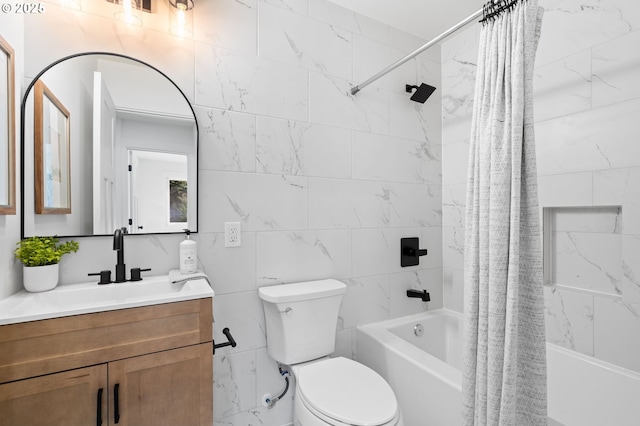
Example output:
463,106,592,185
405,83,437,103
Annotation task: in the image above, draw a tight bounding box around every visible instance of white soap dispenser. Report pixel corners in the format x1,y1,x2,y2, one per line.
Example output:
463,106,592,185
180,229,197,274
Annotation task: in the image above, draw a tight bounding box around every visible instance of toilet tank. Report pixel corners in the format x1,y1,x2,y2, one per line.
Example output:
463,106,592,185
258,279,347,365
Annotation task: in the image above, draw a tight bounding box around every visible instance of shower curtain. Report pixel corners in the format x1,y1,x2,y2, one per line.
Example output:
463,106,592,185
462,1,546,425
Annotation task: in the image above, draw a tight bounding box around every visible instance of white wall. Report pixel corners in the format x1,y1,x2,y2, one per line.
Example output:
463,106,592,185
1,0,443,424
441,0,640,374
22,55,95,236
98,57,193,118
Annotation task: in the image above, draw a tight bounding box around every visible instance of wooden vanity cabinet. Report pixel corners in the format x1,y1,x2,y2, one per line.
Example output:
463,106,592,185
0,298,213,426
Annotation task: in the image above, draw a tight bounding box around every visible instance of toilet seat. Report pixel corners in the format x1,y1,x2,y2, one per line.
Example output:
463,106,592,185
295,357,400,426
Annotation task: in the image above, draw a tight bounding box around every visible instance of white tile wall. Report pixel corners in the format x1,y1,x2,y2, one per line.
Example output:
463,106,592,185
535,0,640,67
389,183,442,228
194,0,257,56
538,173,594,207
622,235,640,304
255,118,352,178
593,167,640,236
264,0,308,16
196,107,257,173
309,179,389,229
533,50,591,122
536,99,640,176
309,71,390,133
259,3,353,79
352,132,423,183
551,231,622,295
593,30,640,108
200,171,309,232
544,286,594,355
197,232,257,296
441,0,640,375
213,350,257,418
340,276,391,329
594,298,640,372
352,36,415,94
308,0,389,44
256,230,352,285
195,44,309,121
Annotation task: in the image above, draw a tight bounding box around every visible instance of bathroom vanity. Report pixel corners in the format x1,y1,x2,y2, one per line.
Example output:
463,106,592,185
0,276,213,425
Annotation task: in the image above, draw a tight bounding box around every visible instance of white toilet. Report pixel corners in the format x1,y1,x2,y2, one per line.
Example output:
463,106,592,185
258,279,403,426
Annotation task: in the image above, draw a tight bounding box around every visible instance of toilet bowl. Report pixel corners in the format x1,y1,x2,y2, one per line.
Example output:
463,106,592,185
292,357,402,426
258,279,403,426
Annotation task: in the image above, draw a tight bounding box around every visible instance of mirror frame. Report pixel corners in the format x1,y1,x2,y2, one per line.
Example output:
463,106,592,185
20,52,199,238
0,35,16,215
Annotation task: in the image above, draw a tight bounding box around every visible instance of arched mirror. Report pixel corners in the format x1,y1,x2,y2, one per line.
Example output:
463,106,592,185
21,52,198,238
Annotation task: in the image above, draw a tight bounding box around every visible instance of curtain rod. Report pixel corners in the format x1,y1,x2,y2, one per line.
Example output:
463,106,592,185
350,8,483,95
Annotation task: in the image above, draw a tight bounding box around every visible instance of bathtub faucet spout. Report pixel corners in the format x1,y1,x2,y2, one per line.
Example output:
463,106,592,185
407,289,430,302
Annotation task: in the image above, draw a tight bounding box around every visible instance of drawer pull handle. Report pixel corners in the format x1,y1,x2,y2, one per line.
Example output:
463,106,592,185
96,388,103,426
114,383,120,424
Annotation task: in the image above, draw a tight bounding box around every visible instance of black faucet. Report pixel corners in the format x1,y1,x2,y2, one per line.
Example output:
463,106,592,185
407,289,430,302
113,227,128,283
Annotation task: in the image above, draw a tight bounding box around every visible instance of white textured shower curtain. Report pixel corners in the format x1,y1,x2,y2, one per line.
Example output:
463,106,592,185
462,1,546,425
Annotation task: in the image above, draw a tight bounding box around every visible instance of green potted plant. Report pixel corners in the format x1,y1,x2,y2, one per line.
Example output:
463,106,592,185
15,236,79,292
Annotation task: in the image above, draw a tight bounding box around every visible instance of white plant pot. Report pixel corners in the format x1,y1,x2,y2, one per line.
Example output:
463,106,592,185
23,264,59,292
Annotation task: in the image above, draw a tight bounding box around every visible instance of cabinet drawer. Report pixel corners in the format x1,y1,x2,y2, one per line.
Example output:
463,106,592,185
0,298,212,383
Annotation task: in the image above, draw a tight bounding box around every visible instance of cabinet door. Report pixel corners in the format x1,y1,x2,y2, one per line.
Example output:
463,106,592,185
108,343,212,426
0,364,107,426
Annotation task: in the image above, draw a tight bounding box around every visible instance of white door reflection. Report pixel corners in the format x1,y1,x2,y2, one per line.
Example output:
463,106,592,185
128,150,187,234
92,71,116,234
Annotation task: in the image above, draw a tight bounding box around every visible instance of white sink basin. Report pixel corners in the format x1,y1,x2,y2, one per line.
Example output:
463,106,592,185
0,275,214,325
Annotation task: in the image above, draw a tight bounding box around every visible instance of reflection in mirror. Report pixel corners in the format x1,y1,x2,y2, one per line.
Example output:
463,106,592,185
128,150,188,234
34,80,71,214
21,53,198,238
0,35,15,215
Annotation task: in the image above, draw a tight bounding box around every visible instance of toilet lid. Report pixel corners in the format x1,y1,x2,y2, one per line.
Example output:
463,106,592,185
297,357,398,426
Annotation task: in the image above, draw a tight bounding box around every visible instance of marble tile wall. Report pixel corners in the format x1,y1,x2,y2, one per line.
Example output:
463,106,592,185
1,1,442,425
441,0,640,373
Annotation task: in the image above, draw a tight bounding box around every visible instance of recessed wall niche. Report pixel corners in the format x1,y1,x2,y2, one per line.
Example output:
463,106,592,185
543,206,622,295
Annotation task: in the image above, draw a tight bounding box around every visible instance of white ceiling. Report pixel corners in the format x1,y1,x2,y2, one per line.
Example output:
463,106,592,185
327,0,486,41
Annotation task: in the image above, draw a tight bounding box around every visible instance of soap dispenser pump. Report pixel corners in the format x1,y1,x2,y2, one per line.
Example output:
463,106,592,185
180,229,197,274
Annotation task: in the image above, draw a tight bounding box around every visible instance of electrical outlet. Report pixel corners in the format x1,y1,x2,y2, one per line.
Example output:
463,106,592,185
225,222,241,247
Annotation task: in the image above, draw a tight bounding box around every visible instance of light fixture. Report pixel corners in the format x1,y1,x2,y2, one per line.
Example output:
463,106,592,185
169,0,194,11
168,0,194,38
114,0,143,26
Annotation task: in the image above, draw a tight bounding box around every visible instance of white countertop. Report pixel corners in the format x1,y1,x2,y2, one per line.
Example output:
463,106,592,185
0,275,214,326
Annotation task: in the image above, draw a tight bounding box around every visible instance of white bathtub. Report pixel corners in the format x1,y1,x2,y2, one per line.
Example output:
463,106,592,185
357,309,640,426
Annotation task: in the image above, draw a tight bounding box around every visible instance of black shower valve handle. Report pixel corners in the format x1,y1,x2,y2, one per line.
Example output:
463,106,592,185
403,247,428,257
400,237,429,267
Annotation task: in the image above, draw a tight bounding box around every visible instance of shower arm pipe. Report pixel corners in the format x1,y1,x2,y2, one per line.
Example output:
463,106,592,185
350,8,483,95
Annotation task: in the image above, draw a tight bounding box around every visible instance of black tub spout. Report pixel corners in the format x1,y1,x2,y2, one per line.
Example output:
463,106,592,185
407,289,430,302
